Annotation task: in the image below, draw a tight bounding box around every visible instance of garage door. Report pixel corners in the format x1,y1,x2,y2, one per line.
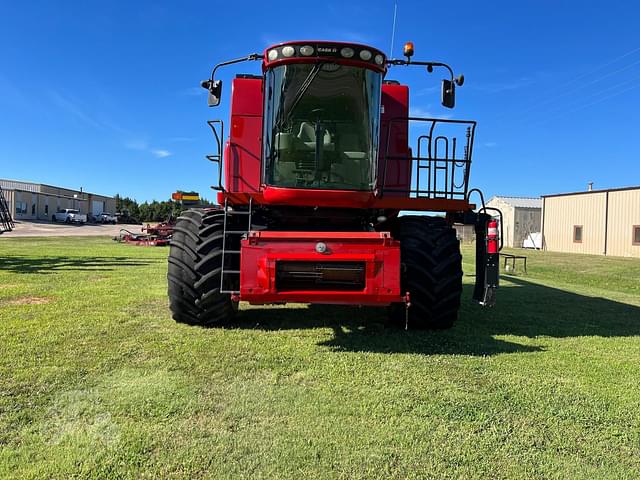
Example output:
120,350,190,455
92,200,104,215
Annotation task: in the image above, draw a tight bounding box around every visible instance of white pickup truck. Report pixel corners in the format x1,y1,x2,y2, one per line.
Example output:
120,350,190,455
95,212,117,224
52,209,87,224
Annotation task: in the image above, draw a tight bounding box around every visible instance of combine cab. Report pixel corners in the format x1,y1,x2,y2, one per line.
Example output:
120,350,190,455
168,41,500,328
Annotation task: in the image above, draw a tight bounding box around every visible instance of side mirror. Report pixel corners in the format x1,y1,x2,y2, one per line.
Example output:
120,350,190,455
201,79,223,107
441,79,455,109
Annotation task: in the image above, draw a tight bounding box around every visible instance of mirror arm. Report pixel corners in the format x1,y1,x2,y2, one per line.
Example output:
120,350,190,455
386,59,455,83
202,53,263,91
209,53,263,82
425,62,455,84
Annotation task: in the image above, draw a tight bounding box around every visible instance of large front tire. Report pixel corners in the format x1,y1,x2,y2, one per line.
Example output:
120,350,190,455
167,209,237,326
392,216,463,329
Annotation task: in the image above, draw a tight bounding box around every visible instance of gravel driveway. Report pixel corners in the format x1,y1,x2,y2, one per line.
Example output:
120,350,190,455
0,220,146,238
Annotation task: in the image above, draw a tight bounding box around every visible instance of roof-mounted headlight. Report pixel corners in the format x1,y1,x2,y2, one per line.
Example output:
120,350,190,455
282,46,295,58
340,47,355,58
374,54,384,65
299,45,314,56
359,49,372,61
267,49,278,61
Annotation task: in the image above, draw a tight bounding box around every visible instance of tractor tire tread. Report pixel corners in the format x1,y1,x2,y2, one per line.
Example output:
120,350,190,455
392,215,463,329
167,208,237,326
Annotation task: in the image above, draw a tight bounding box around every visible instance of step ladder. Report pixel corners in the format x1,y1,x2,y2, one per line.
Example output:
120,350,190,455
220,198,253,294
0,186,14,234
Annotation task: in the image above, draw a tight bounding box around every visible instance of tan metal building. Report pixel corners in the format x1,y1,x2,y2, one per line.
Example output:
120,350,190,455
0,179,116,221
542,186,640,257
486,196,542,248
453,224,475,243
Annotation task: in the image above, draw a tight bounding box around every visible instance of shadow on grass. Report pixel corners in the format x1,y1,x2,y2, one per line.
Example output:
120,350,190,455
231,276,640,356
0,256,155,274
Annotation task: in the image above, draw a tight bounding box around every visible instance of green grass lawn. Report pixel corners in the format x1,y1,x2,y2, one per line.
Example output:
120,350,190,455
1,237,640,479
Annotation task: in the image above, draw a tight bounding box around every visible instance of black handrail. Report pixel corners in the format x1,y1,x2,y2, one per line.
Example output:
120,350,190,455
379,117,476,200
206,120,225,191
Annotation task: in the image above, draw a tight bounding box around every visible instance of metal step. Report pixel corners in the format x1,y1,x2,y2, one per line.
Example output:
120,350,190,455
220,197,253,294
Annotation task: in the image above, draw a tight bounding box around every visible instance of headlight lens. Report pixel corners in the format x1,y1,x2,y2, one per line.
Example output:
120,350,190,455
267,49,278,61
340,47,355,58
359,49,372,61
374,54,384,65
299,45,314,56
282,46,295,57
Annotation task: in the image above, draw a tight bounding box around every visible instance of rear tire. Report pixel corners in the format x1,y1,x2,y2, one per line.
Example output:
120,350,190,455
167,209,237,326
391,216,463,329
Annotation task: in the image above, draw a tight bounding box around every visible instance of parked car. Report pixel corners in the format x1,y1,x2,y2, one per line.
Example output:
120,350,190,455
52,209,87,224
95,212,117,224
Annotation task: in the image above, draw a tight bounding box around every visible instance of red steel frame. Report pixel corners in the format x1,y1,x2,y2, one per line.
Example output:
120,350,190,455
238,231,403,305
219,190,474,211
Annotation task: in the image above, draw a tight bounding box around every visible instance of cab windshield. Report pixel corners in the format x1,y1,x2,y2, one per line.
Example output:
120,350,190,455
263,63,382,190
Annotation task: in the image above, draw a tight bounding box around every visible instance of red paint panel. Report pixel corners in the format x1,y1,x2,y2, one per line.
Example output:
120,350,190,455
220,190,473,212
380,84,411,196
230,77,263,116
226,78,263,193
240,231,402,305
252,231,393,241
262,186,374,208
370,197,474,211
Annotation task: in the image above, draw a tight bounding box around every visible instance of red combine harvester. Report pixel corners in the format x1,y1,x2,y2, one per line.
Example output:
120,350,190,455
168,41,501,328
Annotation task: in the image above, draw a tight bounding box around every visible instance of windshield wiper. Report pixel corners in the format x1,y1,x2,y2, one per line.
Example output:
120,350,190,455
278,62,325,129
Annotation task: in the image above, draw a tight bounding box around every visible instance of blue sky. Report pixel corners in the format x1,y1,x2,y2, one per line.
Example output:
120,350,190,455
1,1,639,202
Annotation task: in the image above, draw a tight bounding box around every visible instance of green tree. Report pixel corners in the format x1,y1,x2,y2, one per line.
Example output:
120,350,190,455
115,193,209,223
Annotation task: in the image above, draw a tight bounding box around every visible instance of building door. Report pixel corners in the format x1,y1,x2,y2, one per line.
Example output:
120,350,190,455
15,192,28,219
91,200,104,216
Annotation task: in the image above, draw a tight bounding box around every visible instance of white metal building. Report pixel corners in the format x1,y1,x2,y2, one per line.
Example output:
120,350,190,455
542,186,640,257
486,196,542,248
0,179,116,221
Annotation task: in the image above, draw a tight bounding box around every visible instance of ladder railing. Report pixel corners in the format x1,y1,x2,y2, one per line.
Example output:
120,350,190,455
220,197,252,294
380,117,476,200
0,186,14,233
206,120,225,191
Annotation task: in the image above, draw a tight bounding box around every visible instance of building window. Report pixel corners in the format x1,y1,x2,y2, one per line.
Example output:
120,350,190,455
573,225,583,243
15,201,28,215
634,226,640,246
44,204,48,215
31,203,36,215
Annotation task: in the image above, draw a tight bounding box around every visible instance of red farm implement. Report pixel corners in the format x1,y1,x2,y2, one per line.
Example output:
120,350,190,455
115,221,174,246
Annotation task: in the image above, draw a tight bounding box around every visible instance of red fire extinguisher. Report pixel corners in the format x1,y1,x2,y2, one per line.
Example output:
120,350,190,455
487,219,499,254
